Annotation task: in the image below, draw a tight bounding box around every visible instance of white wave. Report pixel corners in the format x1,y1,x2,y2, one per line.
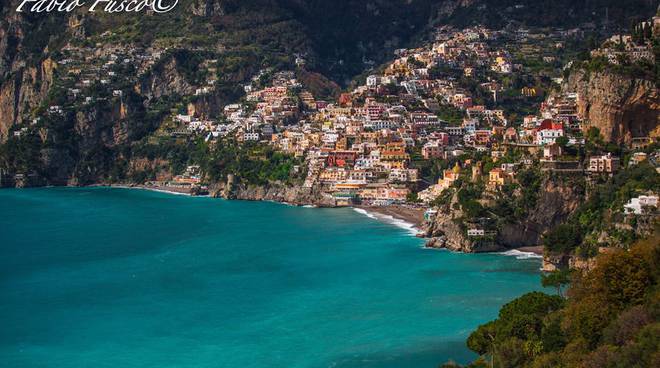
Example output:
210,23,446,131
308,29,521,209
112,185,192,196
352,207,377,219
499,249,543,260
353,208,419,236
143,188,192,196
377,214,420,236
302,204,317,208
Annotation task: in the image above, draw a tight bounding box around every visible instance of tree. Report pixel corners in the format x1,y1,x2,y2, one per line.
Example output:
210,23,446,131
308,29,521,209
543,223,583,253
541,269,571,297
463,233,659,367
555,136,569,149
468,321,498,356
467,292,564,366
406,191,420,203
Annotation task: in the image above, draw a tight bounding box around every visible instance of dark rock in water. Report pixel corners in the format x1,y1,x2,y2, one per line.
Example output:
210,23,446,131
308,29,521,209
425,237,447,249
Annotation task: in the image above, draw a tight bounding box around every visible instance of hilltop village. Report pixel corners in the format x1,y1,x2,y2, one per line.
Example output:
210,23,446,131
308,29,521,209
2,3,659,368
144,25,657,221
3,20,659,256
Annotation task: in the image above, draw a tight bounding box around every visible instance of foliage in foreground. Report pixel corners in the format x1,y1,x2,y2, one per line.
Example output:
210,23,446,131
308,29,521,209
445,232,660,368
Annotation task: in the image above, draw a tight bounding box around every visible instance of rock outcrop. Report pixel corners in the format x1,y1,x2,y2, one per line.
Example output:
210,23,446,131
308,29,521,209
497,176,584,247
190,0,229,17
423,193,504,253
424,215,501,253
423,174,584,253
563,68,660,145
209,178,336,207
138,58,195,102
0,58,56,141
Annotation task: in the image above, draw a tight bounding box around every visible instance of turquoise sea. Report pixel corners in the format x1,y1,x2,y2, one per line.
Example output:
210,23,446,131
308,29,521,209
0,188,544,368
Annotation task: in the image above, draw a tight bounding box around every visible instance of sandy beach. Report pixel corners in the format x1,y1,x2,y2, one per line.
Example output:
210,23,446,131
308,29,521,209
355,205,426,228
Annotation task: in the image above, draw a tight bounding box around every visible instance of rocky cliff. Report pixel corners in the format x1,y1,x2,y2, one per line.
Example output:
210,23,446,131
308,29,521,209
0,58,55,140
424,174,584,252
139,58,196,102
0,51,209,186
0,3,69,140
210,177,336,206
563,68,660,145
423,192,502,253
424,212,495,252
497,175,584,247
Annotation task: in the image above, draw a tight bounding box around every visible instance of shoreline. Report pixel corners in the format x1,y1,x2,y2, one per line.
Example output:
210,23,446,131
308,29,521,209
352,205,426,237
9,184,546,257
498,248,544,260
94,183,197,196
354,205,426,228
515,245,544,256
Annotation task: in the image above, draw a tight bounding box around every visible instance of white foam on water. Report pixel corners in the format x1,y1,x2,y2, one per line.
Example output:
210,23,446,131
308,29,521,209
352,207,377,219
145,188,192,196
376,214,420,236
499,249,543,260
114,186,192,196
353,208,420,236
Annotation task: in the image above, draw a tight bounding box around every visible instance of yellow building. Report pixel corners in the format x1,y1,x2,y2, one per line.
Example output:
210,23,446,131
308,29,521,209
487,168,511,190
417,163,461,203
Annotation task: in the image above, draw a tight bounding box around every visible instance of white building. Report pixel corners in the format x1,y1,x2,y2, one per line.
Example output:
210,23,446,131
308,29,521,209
366,75,381,87
624,195,658,215
536,128,563,145
243,132,260,141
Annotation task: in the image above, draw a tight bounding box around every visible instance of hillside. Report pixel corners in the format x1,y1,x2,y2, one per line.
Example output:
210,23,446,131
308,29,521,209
2,0,657,82
0,1,657,185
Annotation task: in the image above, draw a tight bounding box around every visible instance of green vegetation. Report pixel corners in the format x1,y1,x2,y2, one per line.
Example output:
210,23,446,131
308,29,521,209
580,55,658,85
172,50,211,85
435,102,466,125
578,31,660,86
466,292,565,365
457,182,486,218
493,166,545,223
204,140,305,186
541,269,572,297
129,137,305,187
543,162,660,254
454,233,660,368
444,0,657,30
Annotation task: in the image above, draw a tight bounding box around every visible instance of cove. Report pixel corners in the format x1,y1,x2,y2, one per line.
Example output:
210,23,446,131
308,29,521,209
0,187,544,368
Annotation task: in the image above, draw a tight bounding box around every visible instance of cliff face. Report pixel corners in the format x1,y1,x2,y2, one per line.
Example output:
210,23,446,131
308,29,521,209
139,58,195,102
424,175,584,252
564,69,660,145
497,176,583,247
0,58,56,141
0,52,205,186
0,3,67,140
210,179,336,207
425,213,497,253
423,193,503,253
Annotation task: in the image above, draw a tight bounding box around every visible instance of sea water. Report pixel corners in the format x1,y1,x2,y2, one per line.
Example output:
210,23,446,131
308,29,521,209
0,187,544,368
